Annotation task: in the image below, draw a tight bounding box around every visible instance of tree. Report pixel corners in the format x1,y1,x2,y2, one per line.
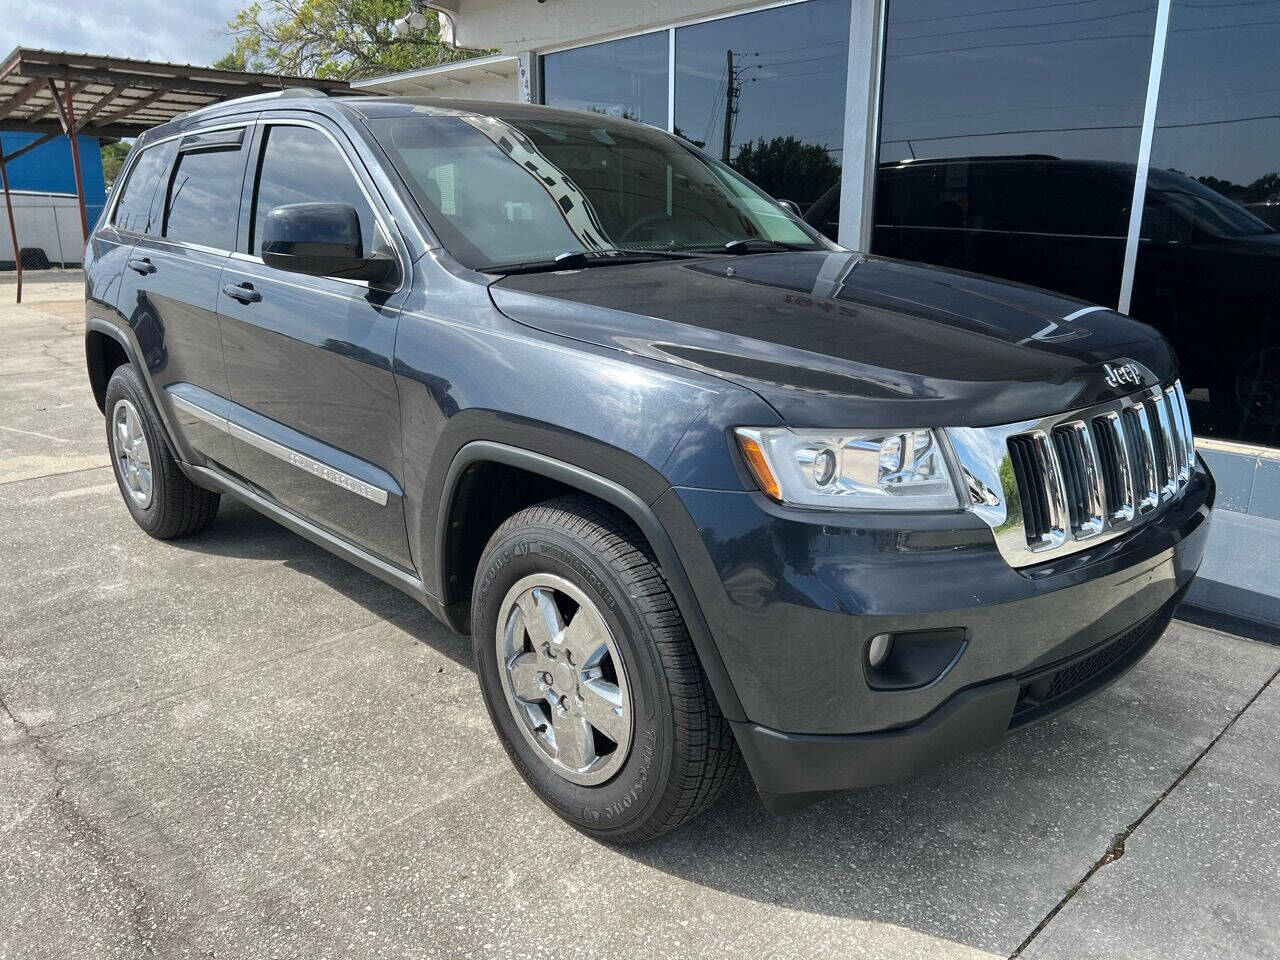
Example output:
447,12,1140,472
100,141,132,188
211,49,251,71
223,0,491,80
732,136,840,206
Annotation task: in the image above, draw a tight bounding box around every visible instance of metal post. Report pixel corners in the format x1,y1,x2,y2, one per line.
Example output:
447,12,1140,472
62,79,89,242
0,133,22,303
1118,0,1173,315
839,0,888,252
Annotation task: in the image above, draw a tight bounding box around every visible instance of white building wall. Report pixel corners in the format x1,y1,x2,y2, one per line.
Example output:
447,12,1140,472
0,193,84,267
452,0,766,53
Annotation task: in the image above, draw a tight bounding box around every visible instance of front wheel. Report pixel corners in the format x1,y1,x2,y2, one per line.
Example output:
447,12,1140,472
471,495,739,843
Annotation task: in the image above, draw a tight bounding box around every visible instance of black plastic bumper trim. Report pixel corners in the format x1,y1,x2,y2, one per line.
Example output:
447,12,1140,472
734,677,1020,813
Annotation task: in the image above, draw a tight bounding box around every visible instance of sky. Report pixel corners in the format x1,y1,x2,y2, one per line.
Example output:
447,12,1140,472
1,0,246,67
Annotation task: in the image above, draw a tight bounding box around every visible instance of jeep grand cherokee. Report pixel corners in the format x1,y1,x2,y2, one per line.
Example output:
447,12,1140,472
84,91,1213,842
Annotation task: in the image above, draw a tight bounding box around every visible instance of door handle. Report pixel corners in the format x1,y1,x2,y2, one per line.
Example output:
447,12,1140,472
222,281,262,304
127,256,156,275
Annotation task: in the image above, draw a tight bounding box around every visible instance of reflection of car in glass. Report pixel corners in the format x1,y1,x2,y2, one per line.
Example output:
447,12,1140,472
1246,193,1280,230
805,158,1280,437
86,97,1212,842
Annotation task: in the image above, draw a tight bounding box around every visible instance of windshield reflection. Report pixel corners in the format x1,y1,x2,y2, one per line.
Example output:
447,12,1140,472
370,113,828,270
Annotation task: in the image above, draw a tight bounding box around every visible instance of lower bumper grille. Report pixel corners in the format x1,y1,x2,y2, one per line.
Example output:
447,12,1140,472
1009,596,1179,728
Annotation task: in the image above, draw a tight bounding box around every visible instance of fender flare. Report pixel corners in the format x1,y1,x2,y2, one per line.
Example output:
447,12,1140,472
85,316,182,458
437,440,746,722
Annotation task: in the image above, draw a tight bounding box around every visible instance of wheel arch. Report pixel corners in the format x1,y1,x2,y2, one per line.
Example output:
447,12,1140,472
85,320,134,412
436,440,746,722
85,317,181,459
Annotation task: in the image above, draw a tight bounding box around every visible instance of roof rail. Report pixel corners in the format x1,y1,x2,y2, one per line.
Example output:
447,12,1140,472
172,86,337,126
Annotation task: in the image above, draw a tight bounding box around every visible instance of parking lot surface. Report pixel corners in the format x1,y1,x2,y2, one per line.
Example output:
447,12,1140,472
2,272,1278,960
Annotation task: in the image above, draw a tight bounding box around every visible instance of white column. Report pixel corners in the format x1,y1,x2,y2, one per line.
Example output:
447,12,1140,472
1118,0,1173,315
837,0,886,251
516,51,540,104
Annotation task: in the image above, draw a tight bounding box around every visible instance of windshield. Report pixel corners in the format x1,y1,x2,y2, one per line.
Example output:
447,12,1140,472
369,113,830,269
1148,169,1275,239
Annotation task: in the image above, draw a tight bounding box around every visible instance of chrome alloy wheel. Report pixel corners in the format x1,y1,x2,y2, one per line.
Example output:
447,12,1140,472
111,398,153,509
497,574,633,785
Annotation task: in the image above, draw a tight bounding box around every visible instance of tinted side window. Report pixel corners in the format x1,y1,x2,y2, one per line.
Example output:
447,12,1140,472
251,125,376,257
164,144,246,250
113,142,176,235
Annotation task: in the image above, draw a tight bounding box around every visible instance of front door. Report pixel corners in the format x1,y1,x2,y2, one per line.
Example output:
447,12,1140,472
217,118,413,567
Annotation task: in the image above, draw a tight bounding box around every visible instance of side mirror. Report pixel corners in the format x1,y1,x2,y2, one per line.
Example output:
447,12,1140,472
777,199,802,217
261,202,394,283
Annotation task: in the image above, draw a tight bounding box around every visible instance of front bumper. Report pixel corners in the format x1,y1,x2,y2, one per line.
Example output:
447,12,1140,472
653,458,1213,809
734,586,1181,813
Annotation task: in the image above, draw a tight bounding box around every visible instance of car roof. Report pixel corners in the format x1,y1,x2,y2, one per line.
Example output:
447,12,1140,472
139,91,655,145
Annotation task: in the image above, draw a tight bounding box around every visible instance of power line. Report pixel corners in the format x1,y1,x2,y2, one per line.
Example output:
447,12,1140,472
890,0,1111,27
746,66,844,81
890,4,1153,42
880,121,1140,144
889,30,1153,59
731,39,848,56
880,111,1280,144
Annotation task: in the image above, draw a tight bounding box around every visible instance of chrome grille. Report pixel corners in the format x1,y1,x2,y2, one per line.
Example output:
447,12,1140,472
946,381,1198,569
1006,382,1194,554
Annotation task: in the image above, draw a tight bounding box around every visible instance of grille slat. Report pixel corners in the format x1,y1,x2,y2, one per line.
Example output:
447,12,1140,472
1008,435,1050,541
1004,381,1194,554
1052,429,1085,532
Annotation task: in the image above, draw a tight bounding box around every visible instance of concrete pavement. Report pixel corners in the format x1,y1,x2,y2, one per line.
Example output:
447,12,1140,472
2,271,1277,959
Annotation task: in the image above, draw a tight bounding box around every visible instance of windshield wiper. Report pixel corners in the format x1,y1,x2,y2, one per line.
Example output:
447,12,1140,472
720,238,816,254
478,248,697,275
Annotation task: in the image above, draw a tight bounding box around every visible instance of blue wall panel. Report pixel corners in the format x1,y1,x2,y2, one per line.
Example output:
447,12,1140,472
0,131,108,224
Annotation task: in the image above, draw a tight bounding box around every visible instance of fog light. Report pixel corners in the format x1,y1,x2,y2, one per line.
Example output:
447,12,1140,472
867,633,894,668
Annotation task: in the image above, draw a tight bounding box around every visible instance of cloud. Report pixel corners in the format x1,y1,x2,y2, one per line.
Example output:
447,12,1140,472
2,0,246,67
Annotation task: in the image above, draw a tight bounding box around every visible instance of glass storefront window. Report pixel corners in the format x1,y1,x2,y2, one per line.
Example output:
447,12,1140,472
541,32,669,127
1130,0,1280,446
673,0,850,208
872,0,1156,308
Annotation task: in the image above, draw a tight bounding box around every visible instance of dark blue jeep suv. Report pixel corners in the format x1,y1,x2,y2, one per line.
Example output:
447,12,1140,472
84,91,1213,842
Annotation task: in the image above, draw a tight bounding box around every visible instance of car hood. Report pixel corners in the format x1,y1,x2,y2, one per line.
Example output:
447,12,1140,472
488,251,1177,428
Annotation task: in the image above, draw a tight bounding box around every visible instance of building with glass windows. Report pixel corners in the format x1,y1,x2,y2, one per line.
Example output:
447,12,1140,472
357,0,1280,625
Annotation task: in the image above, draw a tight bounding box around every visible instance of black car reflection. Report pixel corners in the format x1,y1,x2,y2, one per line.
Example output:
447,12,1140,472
805,157,1280,444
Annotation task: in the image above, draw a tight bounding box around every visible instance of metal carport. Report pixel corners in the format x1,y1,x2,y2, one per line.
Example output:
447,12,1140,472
0,47,352,302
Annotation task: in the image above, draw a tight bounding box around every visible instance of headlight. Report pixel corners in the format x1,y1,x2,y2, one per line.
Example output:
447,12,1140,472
734,427,960,510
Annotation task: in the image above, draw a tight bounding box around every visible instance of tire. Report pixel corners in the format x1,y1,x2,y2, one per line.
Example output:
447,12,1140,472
471,494,740,843
104,364,220,539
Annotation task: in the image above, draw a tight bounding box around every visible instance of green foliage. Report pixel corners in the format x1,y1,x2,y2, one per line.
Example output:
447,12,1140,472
1199,171,1280,204
211,49,249,71
732,136,840,206
100,141,132,188
223,0,493,80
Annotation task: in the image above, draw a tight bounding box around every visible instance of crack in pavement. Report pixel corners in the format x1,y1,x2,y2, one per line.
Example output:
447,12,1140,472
1008,663,1280,958
1,691,162,956
0,463,111,486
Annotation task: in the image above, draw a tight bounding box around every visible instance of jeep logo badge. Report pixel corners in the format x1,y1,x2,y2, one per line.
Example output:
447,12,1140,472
1103,361,1143,389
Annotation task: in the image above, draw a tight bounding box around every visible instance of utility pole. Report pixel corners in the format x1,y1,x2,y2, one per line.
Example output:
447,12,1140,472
721,49,739,164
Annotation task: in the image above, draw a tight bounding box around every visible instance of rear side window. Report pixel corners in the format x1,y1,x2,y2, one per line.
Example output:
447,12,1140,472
251,125,376,257
163,138,247,250
112,142,175,235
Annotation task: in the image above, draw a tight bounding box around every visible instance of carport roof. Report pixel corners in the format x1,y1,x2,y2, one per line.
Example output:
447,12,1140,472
0,47,353,139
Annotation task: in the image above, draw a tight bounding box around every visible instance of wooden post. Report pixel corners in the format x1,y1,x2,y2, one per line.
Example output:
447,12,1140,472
0,133,23,304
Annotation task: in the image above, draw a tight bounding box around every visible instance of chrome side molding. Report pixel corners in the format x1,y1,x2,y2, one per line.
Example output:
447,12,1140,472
167,390,391,506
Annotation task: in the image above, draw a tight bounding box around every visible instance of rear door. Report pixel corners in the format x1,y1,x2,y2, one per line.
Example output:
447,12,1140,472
114,123,252,471
217,117,413,567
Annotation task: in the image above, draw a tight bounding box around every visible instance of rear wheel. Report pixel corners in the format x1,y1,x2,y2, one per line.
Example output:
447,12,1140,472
104,364,220,539
471,495,739,843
